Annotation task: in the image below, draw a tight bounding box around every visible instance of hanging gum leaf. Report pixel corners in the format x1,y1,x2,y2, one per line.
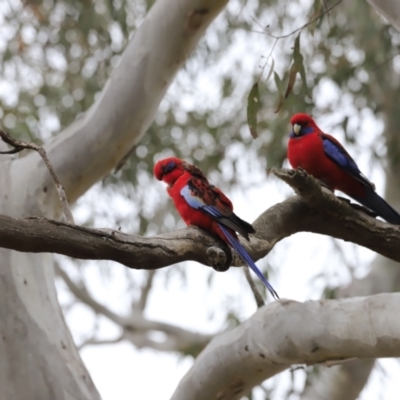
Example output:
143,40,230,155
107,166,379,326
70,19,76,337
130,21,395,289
308,0,323,36
265,58,275,83
285,63,298,98
274,71,284,113
293,33,310,97
247,82,260,138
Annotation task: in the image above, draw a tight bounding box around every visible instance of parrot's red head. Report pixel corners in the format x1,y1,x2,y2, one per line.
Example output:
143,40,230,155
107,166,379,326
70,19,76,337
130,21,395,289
290,113,319,138
154,157,186,185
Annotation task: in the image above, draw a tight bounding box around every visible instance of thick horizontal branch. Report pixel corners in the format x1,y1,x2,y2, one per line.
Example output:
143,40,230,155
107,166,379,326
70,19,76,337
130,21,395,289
0,216,227,270
0,169,399,270
250,168,400,263
171,293,400,400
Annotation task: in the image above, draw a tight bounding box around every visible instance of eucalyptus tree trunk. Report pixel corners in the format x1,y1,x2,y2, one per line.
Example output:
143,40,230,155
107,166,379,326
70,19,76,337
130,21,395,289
0,0,227,398
0,0,399,398
366,0,400,30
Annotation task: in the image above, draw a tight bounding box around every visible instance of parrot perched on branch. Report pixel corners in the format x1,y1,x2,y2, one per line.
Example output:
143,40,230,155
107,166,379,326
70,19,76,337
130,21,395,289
288,113,400,224
154,157,279,299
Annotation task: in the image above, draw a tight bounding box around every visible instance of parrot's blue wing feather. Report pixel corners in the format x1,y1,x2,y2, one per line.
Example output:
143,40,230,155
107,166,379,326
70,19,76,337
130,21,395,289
321,134,400,224
180,185,221,217
181,182,255,238
219,224,279,299
323,138,358,172
180,184,205,210
321,134,375,189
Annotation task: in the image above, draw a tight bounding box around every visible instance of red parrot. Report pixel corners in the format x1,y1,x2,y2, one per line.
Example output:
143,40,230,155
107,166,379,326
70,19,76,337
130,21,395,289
288,113,400,224
154,157,279,299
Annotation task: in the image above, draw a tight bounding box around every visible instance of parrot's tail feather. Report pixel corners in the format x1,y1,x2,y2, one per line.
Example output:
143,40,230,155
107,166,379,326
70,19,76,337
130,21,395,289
219,224,279,300
352,187,400,225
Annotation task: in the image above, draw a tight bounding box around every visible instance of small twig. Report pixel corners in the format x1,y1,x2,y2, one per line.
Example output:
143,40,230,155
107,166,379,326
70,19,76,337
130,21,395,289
252,0,341,86
320,357,358,367
263,0,343,40
256,39,278,83
136,270,156,311
235,0,248,20
319,0,332,29
78,334,124,350
55,262,127,325
371,51,400,72
0,128,74,224
243,266,265,308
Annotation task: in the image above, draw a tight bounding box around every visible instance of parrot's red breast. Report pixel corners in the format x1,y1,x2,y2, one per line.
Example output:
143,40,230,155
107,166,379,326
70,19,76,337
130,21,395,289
153,157,239,245
154,156,279,298
288,129,366,197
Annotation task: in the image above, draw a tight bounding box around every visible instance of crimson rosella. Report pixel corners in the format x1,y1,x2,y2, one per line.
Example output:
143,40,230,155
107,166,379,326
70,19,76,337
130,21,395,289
154,157,279,299
288,113,400,224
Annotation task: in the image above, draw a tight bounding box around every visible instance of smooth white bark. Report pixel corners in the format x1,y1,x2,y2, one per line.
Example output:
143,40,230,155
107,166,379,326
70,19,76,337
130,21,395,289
301,255,400,399
0,0,228,398
1,0,397,397
367,0,400,31
172,293,400,400
12,0,229,215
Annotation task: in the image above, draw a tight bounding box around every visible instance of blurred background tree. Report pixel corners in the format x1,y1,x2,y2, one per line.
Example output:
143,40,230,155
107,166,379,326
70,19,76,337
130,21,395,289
1,0,400,398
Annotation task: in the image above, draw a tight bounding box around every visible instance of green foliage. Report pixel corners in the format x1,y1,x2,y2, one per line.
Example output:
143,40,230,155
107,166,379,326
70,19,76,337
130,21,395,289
247,82,260,138
4,0,400,186
3,2,400,397
0,0,147,140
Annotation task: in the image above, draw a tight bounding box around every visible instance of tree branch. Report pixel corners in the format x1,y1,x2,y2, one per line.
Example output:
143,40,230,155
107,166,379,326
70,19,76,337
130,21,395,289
12,0,229,215
243,267,265,308
171,293,400,400
0,169,399,270
0,217,229,270
56,264,213,354
367,0,400,32
78,335,124,350
135,270,157,311
250,168,400,263
0,129,74,224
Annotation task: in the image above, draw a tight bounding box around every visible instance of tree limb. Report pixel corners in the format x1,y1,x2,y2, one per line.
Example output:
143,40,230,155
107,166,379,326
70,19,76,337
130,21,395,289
251,168,400,263
0,216,229,270
243,267,265,308
135,270,157,311
56,264,213,354
0,169,398,271
367,0,400,32
171,293,400,400
12,0,229,215
0,129,74,224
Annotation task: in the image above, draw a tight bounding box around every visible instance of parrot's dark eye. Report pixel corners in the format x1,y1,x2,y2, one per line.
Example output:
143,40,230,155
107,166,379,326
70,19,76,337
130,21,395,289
164,161,176,173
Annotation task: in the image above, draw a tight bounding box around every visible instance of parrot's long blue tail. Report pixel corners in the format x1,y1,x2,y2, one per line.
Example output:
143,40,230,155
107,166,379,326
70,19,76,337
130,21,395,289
219,224,279,300
352,187,400,225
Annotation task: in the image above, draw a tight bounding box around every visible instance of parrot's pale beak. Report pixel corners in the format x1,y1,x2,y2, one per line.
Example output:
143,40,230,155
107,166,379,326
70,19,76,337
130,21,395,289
293,124,301,135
